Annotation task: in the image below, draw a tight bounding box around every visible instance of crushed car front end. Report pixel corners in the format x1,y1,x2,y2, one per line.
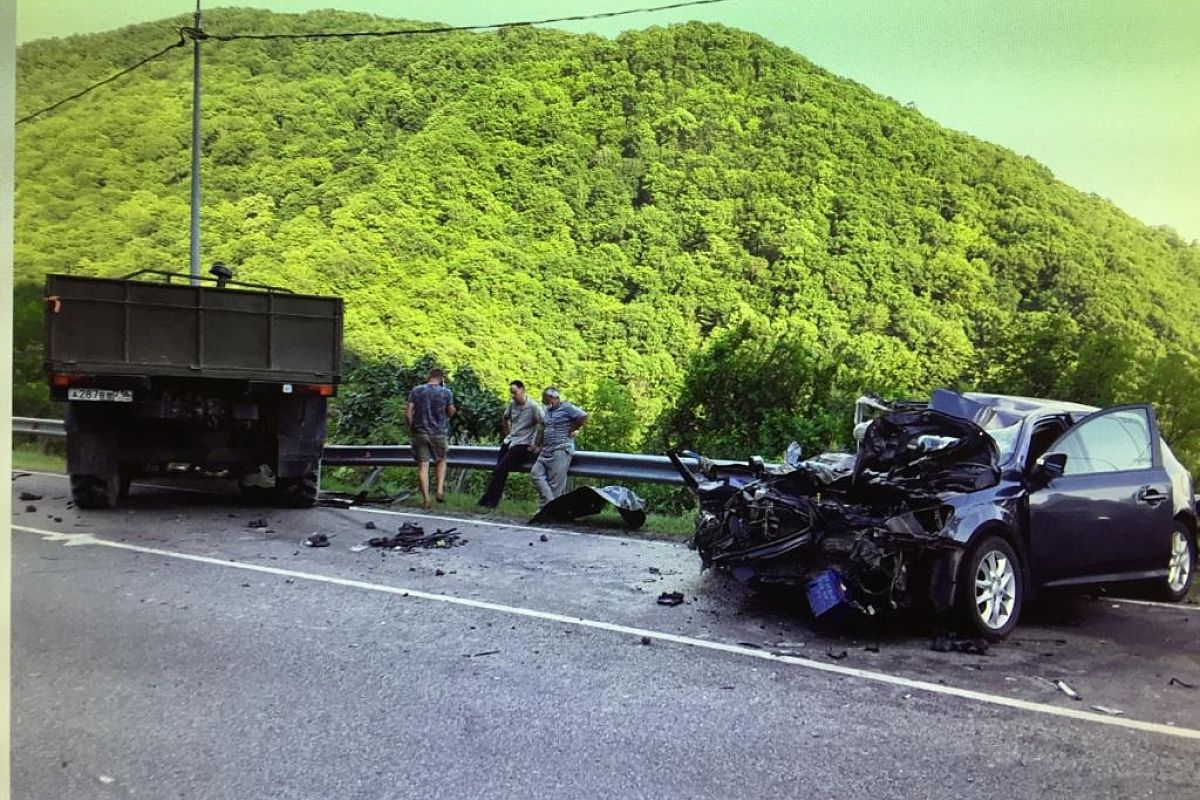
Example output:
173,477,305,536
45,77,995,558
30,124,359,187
674,403,1007,618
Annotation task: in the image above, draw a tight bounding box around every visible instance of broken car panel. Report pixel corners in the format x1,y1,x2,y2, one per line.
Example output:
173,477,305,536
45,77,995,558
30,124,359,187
673,391,1197,639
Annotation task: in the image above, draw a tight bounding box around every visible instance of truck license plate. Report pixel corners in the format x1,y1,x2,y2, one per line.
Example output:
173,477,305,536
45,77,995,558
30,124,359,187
68,388,133,402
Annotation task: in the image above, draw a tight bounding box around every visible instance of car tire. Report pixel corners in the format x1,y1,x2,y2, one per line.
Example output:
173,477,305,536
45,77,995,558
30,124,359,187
1159,523,1195,602
957,534,1023,640
71,473,120,510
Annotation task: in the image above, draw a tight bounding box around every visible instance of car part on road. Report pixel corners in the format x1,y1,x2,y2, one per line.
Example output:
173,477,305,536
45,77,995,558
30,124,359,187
366,523,464,551
530,485,647,529
303,533,330,548
657,591,684,606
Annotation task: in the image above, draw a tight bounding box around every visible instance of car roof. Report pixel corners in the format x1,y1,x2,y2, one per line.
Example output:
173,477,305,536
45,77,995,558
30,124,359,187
959,392,1099,418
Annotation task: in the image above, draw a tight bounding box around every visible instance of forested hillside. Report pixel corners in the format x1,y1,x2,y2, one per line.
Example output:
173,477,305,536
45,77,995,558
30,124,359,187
14,9,1200,464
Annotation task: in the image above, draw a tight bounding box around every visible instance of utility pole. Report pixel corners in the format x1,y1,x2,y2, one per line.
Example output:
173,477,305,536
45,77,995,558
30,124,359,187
188,0,202,285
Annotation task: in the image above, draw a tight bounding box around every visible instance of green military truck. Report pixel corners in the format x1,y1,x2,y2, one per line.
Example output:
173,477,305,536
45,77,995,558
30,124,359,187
43,269,343,509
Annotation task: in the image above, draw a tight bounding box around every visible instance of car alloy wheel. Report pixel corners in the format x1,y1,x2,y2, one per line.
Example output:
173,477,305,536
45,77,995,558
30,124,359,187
975,550,1017,631
1167,528,1193,596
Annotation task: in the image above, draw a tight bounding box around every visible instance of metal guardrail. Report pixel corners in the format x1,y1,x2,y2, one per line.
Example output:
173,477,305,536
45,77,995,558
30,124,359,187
13,417,66,438
320,445,752,486
14,417,750,486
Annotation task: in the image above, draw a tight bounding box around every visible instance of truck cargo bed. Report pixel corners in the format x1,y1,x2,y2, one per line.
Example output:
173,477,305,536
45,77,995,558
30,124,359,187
44,274,343,384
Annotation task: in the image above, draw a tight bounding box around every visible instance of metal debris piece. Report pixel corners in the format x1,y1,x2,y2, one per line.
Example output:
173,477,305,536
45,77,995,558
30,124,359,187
657,591,685,606
367,523,464,551
1054,680,1080,700
931,634,990,655
1168,677,1197,689
303,533,329,548
466,649,500,658
1090,705,1124,716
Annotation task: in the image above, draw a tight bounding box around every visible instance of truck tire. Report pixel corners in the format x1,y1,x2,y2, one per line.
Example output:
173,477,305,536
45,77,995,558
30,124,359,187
276,472,319,508
71,474,120,510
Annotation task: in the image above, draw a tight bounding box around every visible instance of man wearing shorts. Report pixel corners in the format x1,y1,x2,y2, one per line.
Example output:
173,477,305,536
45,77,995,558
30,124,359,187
406,367,457,509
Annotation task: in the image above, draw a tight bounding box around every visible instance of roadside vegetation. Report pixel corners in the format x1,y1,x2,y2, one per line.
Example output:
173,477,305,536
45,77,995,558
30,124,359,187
13,9,1200,473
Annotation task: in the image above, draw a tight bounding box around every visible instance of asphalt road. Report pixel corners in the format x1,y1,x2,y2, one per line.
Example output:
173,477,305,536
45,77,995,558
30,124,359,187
10,471,1200,799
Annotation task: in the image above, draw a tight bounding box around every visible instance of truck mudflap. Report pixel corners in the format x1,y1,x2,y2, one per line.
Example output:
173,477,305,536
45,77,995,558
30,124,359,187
274,395,327,479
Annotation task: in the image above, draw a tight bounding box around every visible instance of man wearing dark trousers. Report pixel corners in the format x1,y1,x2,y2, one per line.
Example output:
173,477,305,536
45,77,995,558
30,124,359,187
477,380,543,509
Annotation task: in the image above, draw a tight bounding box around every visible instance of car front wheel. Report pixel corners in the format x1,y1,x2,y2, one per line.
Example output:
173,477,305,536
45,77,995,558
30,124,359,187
1161,524,1195,602
957,534,1023,640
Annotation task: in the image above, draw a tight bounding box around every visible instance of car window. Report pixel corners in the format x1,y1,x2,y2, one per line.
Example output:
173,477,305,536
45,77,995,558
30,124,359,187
1053,408,1153,475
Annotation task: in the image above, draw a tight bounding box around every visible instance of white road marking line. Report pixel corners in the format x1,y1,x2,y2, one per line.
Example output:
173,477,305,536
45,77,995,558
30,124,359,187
12,470,216,495
12,469,589,538
1101,597,1199,611
13,524,1200,741
347,505,582,536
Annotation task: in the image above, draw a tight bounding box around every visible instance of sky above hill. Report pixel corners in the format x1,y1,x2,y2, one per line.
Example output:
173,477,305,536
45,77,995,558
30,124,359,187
16,0,1200,241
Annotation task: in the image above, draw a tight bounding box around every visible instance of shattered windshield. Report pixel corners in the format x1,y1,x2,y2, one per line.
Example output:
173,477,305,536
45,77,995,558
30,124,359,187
986,421,1023,465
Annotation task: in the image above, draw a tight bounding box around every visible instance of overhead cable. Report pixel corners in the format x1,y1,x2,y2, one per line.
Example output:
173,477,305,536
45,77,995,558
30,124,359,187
16,0,738,124
200,0,736,42
16,31,189,125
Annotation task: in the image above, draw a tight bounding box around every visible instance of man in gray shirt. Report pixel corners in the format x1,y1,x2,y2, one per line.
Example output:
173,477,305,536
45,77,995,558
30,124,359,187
530,386,587,506
477,379,543,509
405,367,457,509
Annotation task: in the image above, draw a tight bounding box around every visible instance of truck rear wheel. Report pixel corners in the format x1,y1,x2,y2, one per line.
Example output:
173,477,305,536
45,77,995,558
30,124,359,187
276,472,319,508
71,474,120,510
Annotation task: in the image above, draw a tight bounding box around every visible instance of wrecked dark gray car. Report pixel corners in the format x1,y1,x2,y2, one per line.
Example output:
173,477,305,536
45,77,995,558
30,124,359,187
672,390,1197,639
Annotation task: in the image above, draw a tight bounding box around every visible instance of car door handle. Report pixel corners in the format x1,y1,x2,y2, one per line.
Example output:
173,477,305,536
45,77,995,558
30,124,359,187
1136,486,1168,505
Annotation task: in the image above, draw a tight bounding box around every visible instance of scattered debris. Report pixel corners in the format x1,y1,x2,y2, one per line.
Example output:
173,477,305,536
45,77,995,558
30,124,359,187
19,491,42,501
98,775,115,785
303,533,330,548
349,544,369,553
1168,677,1196,689
656,591,685,606
539,534,549,542
648,567,661,575
1090,705,1124,716
1053,680,1080,700
825,648,849,661
863,644,880,653
465,649,499,658
25,505,37,513
931,634,990,656
53,516,62,523
367,523,464,551
365,521,377,530
246,519,267,529
434,568,446,577
640,636,652,646
530,485,647,529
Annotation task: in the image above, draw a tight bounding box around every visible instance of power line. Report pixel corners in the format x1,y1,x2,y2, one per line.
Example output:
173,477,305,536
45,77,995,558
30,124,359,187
16,31,188,125
201,0,737,42
15,0,738,124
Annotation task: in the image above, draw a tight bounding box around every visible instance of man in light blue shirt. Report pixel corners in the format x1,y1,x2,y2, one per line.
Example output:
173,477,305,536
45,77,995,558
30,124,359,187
530,386,587,506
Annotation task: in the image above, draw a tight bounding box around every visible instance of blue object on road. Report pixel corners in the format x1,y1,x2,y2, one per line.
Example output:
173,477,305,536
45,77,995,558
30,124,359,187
807,569,851,618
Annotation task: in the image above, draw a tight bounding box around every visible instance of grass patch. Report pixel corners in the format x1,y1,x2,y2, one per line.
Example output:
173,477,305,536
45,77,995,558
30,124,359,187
12,440,65,473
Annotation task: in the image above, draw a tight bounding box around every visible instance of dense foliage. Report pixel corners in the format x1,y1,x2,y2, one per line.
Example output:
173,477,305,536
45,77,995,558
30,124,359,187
14,9,1200,467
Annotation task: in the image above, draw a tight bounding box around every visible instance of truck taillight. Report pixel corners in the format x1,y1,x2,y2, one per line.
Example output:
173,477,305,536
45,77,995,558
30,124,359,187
51,373,77,387
294,383,334,396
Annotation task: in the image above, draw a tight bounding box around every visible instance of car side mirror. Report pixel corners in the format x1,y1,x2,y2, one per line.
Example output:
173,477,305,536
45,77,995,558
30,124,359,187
1032,452,1068,485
